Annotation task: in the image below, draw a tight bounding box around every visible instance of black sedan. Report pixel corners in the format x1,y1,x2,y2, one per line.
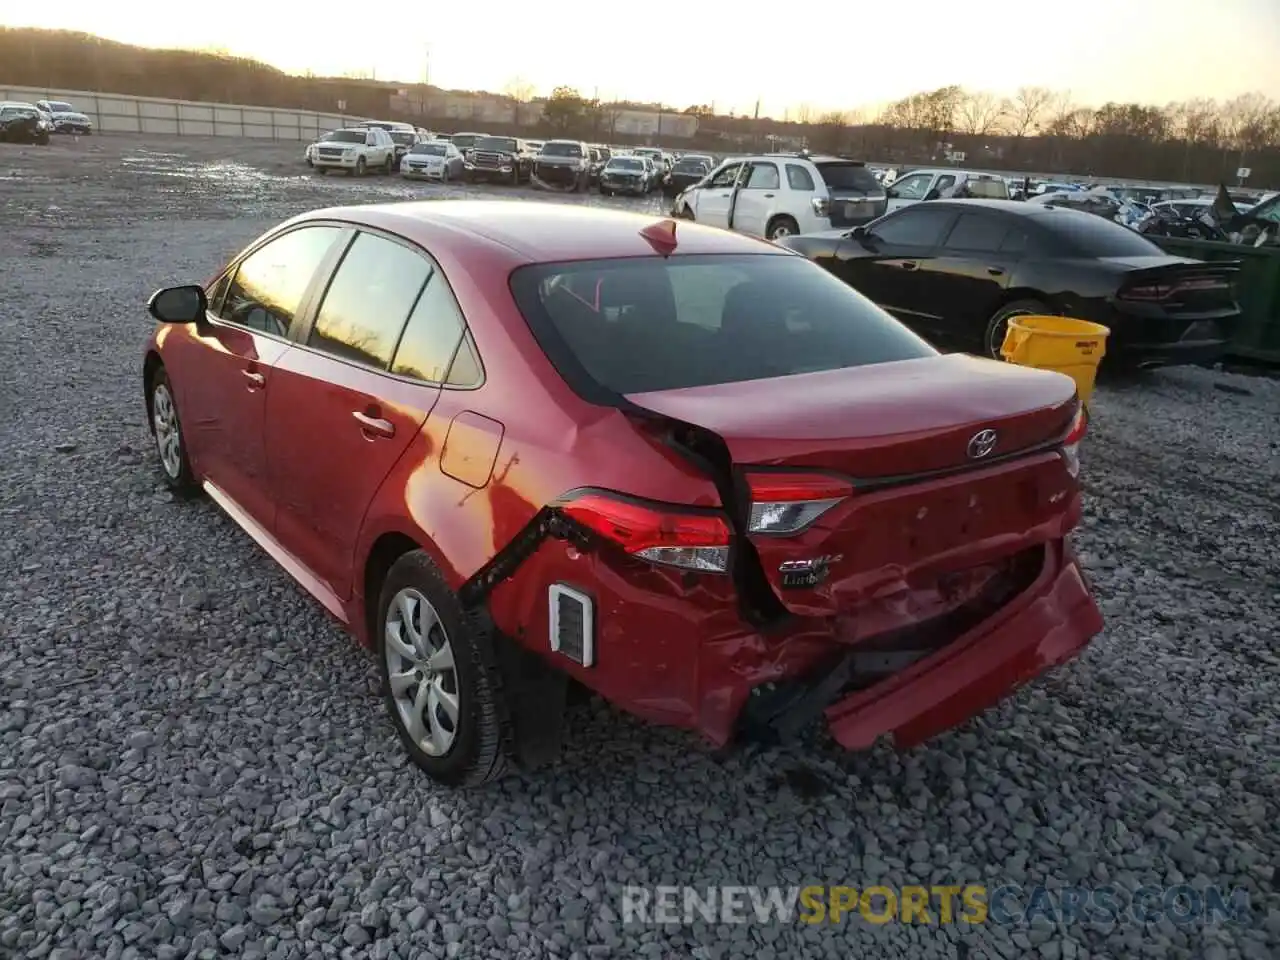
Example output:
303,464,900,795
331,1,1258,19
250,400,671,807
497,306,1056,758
663,157,710,197
0,102,50,145
776,199,1241,369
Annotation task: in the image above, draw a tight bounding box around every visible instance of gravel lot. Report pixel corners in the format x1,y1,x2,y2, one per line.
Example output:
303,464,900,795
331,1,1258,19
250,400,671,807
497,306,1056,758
1,133,1277,960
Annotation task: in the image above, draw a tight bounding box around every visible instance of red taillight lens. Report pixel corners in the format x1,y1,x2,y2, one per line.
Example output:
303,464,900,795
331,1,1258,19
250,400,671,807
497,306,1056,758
1119,283,1174,301
745,472,854,535
560,492,732,573
1061,407,1087,477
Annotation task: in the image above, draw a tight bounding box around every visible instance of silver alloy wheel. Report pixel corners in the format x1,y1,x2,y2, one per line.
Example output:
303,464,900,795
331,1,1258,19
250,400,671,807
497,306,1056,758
770,221,794,239
152,382,182,479
384,587,460,757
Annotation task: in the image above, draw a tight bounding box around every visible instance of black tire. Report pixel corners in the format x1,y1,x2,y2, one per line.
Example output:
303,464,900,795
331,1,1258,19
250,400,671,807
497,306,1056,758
678,204,694,221
442,167,450,183
315,167,327,176
147,366,199,495
376,551,513,787
354,156,367,177
600,187,613,197
384,156,395,175
985,299,1050,361
766,215,800,241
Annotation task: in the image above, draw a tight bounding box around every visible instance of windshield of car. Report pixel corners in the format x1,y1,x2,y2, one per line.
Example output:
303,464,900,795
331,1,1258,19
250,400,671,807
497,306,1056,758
391,132,416,145
509,254,936,395
451,134,482,149
1,106,37,119
48,101,74,112
411,142,448,156
329,130,366,143
673,160,708,175
815,162,882,192
606,158,644,171
1036,209,1167,257
475,137,518,152
542,142,583,157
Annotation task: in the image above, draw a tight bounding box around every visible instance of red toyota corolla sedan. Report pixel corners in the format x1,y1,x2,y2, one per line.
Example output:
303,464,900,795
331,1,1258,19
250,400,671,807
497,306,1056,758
142,200,1103,786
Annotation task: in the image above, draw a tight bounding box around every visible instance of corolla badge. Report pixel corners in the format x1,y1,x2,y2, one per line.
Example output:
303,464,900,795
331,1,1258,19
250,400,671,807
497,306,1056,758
967,429,998,459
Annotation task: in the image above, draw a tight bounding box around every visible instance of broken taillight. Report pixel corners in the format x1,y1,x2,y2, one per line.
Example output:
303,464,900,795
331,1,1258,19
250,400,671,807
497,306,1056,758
559,492,732,573
744,472,854,535
1060,407,1087,478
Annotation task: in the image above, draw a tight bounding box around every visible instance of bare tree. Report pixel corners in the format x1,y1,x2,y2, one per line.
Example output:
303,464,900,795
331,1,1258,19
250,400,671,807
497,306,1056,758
503,76,536,126
957,90,1008,136
1008,85,1053,139
793,103,815,125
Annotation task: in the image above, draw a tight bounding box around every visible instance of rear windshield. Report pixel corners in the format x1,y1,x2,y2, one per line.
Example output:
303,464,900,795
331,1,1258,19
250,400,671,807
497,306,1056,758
509,254,935,396
674,160,708,174
1037,210,1166,257
451,134,482,148
816,162,882,192
543,142,583,157
607,158,643,171
391,132,416,145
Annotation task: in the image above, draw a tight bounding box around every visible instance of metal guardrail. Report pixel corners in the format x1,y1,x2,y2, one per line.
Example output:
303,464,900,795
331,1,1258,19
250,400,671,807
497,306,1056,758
0,86,364,142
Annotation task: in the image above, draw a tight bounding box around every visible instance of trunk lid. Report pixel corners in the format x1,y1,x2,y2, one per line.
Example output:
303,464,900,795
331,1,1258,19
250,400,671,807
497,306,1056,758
627,354,1080,620
1111,258,1239,316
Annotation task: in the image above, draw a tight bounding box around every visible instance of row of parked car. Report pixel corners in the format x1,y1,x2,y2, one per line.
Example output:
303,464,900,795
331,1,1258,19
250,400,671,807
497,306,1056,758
0,97,93,143
303,122,720,197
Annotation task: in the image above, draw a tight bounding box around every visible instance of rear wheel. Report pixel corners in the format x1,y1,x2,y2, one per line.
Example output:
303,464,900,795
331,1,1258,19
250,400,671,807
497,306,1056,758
766,215,800,241
148,367,198,495
985,299,1049,360
376,551,513,786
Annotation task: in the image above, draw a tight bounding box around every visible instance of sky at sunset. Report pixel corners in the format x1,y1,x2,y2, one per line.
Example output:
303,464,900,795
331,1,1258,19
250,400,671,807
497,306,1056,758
2,0,1280,118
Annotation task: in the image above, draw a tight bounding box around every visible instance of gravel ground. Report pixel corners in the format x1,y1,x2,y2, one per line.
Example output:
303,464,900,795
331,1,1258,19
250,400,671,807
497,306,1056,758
1,133,1277,960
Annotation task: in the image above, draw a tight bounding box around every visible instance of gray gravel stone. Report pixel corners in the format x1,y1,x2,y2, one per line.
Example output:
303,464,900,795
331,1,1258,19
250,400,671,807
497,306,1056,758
0,133,1276,960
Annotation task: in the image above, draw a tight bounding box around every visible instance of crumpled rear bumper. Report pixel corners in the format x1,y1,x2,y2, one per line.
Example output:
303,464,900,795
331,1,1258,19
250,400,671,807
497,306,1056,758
822,542,1102,749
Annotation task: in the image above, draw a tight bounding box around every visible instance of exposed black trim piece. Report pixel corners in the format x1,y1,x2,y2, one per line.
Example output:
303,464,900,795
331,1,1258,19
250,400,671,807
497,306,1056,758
458,507,572,609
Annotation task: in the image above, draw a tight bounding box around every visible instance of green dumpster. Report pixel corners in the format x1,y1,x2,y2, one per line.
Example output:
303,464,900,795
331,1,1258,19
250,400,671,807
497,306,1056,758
1152,236,1280,365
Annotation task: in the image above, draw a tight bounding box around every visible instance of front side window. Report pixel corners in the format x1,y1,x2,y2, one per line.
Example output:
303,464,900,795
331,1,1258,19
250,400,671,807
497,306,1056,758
708,163,742,188
509,254,935,396
870,208,955,247
309,233,432,370
220,226,343,337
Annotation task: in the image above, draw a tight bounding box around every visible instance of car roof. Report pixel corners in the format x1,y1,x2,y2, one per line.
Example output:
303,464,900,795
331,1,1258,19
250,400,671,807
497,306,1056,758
914,199,1087,218
298,200,787,264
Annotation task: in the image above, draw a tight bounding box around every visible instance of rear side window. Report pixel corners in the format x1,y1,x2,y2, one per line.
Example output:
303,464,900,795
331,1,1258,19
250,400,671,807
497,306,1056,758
870,208,955,247
745,162,780,190
509,254,935,396
220,226,343,337
310,233,432,370
786,164,815,191
1039,210,1165,257
391,274,475,385
816,162,881,193
942,213,1010,252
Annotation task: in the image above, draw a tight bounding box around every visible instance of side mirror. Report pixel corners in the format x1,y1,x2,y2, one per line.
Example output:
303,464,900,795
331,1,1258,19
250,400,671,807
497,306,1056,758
849,225,871,245
148,285,207,324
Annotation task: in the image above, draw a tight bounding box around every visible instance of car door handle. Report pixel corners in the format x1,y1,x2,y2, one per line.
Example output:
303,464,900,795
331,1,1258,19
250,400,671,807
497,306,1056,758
987,267,1005,276
900,261,918,271
762,192,775,198
352,411,395,438
241,369,265,388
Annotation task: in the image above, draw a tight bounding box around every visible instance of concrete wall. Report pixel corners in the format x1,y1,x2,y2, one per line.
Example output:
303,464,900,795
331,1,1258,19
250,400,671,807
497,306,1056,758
0,86,364,141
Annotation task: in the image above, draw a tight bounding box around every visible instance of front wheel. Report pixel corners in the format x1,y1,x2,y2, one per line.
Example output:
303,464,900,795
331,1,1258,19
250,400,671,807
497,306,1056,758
354,156,367,177
384,156,395,175
377,551,512,786
148,367,198,495
985,299,1049,360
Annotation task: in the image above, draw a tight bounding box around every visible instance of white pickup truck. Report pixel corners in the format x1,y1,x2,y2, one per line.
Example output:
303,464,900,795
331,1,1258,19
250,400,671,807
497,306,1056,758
311,127,397,176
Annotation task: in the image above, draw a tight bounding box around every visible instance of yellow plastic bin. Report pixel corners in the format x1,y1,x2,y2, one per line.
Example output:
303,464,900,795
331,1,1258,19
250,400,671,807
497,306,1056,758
1000,316,1111,407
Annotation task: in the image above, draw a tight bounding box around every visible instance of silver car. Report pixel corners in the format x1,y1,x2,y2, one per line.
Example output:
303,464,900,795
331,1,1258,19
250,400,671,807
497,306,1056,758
401,140,464,182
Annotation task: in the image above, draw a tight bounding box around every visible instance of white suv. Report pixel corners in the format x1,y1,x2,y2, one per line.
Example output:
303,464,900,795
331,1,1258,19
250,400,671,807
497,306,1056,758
884,168,1010,212
311,127,398,176
671,153,887,240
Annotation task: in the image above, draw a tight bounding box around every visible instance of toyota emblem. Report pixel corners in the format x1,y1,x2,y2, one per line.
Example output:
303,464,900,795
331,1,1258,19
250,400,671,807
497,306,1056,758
967,429,998,459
